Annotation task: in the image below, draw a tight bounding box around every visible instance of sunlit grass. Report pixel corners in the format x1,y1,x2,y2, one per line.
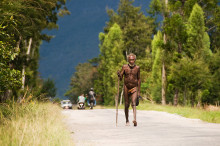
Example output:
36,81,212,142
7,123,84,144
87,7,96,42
0,102,73,146
104,100,220,123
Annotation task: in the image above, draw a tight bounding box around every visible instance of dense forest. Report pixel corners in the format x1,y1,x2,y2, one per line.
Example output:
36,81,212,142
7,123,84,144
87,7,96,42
0,0,219,107
0,0,69,102
66,0,220,107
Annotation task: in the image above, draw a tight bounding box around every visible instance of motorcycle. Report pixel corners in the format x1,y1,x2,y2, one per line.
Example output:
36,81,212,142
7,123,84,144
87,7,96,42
77,102,85,109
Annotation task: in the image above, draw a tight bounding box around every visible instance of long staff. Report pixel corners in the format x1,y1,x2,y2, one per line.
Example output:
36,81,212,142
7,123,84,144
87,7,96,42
116,76,120,126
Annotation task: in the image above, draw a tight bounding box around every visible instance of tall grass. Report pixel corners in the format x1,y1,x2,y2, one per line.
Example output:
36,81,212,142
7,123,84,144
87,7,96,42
0,101,73,146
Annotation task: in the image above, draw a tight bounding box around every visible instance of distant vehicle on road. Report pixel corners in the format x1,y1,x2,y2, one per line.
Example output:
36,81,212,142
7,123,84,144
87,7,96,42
61,100,72,109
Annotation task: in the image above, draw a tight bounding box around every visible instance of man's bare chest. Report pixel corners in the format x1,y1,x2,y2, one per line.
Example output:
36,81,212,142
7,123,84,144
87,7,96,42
124,66,138,77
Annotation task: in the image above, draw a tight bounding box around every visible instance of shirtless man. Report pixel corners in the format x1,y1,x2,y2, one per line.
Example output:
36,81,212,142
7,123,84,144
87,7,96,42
117,53,141,126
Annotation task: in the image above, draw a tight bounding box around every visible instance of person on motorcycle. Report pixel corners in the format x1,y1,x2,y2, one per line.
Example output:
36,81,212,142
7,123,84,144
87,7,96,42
78,94,86,109
88,88,96,108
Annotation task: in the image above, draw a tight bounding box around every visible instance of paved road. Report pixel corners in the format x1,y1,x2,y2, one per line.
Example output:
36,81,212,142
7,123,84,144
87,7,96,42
62,109,220,146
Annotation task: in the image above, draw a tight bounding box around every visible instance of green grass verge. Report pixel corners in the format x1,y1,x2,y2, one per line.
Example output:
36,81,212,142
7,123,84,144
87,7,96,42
0,102,73,146
105,101,220,123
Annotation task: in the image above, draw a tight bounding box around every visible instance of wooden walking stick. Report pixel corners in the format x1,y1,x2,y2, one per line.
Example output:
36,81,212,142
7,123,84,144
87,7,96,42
116,76,120,126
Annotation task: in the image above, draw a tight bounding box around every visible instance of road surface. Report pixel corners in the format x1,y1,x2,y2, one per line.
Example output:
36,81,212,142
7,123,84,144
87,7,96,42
62,108,220,146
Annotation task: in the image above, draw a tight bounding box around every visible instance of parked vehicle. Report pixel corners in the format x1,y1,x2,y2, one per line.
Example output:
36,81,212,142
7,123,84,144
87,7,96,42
61,100,72,109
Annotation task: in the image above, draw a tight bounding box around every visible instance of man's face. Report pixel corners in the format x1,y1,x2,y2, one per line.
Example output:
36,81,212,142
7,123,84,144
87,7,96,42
128,55,135,65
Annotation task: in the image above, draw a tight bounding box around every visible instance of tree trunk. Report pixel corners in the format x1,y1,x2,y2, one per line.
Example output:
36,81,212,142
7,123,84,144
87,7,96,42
26,38,32,61
162,61,166,105
21,66,26,89
21,38,32,89
173,89,179,106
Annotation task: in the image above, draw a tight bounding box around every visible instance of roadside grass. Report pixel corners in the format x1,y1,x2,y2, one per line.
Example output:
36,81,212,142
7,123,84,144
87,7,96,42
104,101,220,124
0,101,73,146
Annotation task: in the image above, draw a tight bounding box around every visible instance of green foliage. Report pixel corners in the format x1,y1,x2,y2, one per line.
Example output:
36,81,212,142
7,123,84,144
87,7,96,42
0,0,69,102
105,0,156,58
135,49,153,98
148,0,163,15
186,3,206,57
207,50,220,104
96,1,219,106
148,0,219,106
0,21,21,94
65,63,97,103
169,57,210,93
96,23,125,105
41,78,57,98
164,13,187,53
151,31,163,102
52,97,62,104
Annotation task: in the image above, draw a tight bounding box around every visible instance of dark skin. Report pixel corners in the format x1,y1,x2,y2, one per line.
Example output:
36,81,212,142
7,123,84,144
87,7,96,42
117,55,141,126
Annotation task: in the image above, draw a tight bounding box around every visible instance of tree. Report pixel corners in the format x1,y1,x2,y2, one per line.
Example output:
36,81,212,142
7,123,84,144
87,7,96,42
65,63,97,103
168,0,220,51
151,31,163,103
0,21,21,102
163,12,187,106
149,0,170,105
207,51,220,105
96,23,125,105
169,57,210,106
186,3,207,58
41,78,57,98
105,0,156,58
166,3,213,106
0,0,69,101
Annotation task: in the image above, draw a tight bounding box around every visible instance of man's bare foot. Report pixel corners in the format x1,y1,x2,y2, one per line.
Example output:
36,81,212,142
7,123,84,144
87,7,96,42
133,121,137,127
125,122,130,126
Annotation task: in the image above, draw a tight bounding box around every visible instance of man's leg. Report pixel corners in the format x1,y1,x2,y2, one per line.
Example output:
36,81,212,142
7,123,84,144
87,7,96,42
124,86,130,125
131,91,137,126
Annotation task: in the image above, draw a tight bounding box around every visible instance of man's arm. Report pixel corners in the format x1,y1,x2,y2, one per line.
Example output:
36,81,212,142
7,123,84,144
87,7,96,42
137,66,141,97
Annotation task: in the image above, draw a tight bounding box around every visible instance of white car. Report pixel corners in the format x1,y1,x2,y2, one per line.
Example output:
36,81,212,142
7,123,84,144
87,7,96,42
61,100,72,109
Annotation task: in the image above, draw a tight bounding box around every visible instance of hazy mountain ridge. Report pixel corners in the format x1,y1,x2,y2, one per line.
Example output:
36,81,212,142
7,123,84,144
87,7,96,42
39,0,149,98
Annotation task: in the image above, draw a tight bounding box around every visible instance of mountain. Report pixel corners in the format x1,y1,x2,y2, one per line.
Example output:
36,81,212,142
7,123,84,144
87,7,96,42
39,0,150,98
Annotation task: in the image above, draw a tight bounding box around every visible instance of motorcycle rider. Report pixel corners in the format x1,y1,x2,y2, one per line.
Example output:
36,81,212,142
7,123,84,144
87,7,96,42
78,94,86,109
88,88,96,107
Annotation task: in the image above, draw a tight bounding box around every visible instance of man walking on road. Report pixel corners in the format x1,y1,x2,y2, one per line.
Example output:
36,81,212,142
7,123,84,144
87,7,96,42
117,53,141,126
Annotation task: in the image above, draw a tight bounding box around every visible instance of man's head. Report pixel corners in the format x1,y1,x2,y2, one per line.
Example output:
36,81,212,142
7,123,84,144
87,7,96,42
127,53,136,66
90,88,94,91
